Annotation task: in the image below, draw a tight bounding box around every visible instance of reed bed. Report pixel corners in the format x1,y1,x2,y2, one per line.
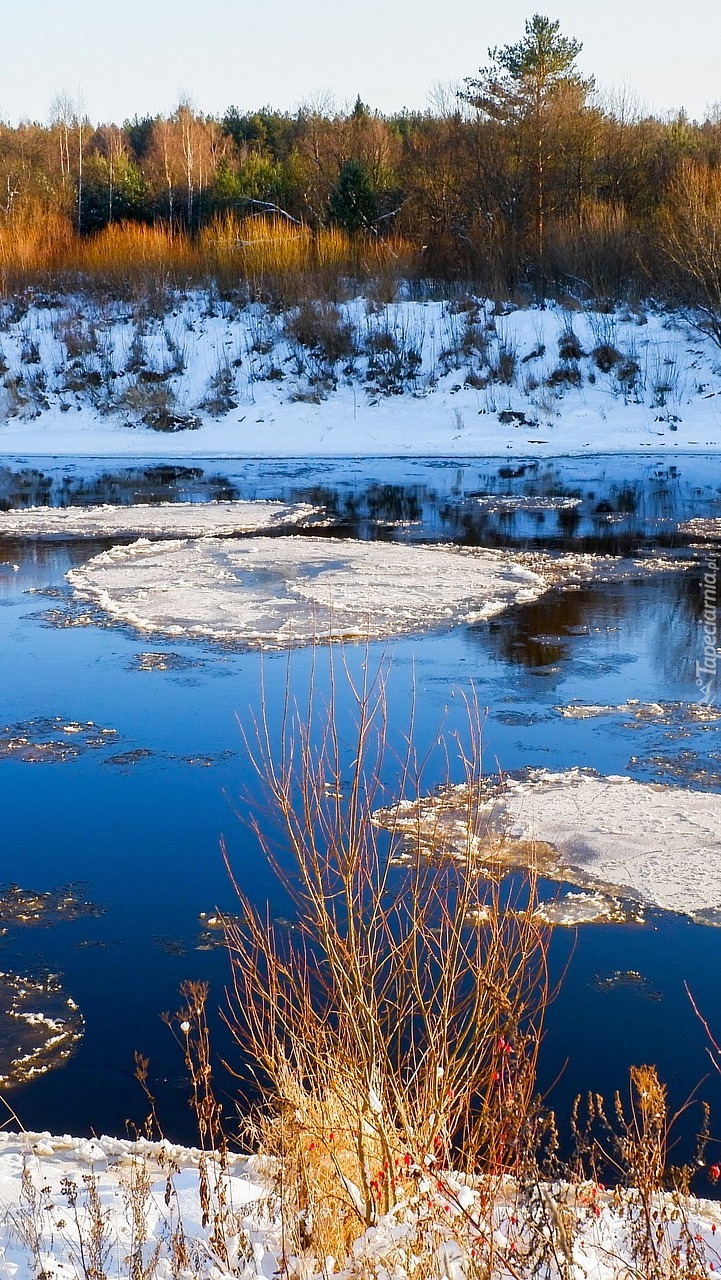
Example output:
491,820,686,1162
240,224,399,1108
0,206,418,301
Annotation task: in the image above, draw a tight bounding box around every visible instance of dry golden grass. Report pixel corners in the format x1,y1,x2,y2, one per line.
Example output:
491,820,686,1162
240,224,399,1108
0,205,418,300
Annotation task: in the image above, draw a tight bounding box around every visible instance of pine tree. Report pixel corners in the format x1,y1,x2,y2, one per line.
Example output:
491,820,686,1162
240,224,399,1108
328,159,377,232
462,14,593,298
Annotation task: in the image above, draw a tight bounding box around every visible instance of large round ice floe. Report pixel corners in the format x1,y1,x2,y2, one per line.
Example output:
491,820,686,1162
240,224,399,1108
379,769,721,923
66,536,544,647
0,499,322,540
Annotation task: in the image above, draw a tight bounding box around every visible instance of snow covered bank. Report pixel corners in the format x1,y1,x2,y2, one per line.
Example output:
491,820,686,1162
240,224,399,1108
0,1132,270,1280
1,1131,720,1280
0,501,322,540
381,770,721,924
0,296,720,458
66,537,544,646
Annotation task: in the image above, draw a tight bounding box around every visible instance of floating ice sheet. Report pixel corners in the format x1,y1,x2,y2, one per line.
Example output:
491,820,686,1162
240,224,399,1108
66,536,545,647
555,699,721,726
533,890,644,927
378,769,721,924
0,972,83,1087
0,500,322,540
473,494,582,514
0,717,118,763
679,517,721,540
0,883,105,927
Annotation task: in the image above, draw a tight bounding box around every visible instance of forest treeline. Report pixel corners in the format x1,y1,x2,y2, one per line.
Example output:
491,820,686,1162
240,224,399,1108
2,15,721,311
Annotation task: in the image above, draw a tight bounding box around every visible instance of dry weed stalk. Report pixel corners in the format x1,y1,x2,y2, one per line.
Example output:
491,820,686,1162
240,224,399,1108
223,653,550,1267
164,981,248,1273
607,1065,712,1280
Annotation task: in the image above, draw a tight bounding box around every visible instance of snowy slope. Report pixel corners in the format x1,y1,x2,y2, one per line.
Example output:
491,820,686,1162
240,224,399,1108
0,296,719,458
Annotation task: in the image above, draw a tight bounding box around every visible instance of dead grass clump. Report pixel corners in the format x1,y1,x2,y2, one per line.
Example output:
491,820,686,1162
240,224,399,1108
557,325,584,361
200,361,238,416
285,300,355,362
592,342,623,372
123,381,200,431
546,363,582,388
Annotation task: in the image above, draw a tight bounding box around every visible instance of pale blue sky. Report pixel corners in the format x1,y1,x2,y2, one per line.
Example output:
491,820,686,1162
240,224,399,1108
3,0,720,125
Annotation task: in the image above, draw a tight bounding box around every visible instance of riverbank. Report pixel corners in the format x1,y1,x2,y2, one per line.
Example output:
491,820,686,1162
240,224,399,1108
1,1130,720,1280
1,297,720,458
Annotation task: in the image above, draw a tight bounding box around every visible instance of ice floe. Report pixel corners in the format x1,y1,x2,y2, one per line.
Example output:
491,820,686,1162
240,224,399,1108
473,494,582,514
64,537,693,648
66,536,545,646
0,718,118,763
555,699,721,726
679,517,721,540
0,884,105,928
532,890,645,927
0,499,322,540
0,973,83,1087
378,769,721,923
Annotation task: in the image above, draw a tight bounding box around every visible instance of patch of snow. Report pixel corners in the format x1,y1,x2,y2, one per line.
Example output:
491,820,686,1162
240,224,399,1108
0,1132,719,1280
0,298,720,458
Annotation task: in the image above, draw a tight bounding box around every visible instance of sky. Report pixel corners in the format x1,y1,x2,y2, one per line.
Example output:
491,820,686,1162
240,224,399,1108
3,0,719,125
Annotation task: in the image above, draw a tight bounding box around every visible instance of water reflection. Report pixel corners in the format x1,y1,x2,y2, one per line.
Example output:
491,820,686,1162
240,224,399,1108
2,455,721,552
479,570,713,690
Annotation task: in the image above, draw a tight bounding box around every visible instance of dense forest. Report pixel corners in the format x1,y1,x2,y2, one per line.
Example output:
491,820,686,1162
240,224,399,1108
1,15,721,310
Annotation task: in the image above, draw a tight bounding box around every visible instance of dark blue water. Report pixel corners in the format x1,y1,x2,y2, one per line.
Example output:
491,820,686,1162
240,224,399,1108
0,454,719,1174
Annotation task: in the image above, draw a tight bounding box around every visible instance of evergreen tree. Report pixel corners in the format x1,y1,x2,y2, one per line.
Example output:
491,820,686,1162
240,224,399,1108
328,159,377,232
462,14,593,297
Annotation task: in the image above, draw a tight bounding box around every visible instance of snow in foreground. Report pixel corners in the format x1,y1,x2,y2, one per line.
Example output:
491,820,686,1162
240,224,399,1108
0,501,321,540
66,537,544,646
1,297,721,458
382,770,721,924
0,1132,720,1280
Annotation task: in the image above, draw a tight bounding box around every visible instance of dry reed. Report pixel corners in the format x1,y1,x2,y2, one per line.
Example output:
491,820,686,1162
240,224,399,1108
0,203,417,301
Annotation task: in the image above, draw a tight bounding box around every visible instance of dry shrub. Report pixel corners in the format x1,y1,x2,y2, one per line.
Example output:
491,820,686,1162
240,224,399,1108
209,215,417,301
659,160,721,345
78,221,197,281
547,200,641,304
0,204,74,289
285,300,355,361
223,656,550,1267
610,1066,712,1280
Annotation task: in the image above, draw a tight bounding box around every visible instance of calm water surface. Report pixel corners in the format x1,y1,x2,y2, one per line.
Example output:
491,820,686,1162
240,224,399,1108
0,454,719,1170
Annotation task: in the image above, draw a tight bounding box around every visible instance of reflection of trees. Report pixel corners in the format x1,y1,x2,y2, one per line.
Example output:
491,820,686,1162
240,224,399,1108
364,482,423,524
652,565,720,686
480,585,599,668
0,464,245,509
476,574,703,685
0,539,106,575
